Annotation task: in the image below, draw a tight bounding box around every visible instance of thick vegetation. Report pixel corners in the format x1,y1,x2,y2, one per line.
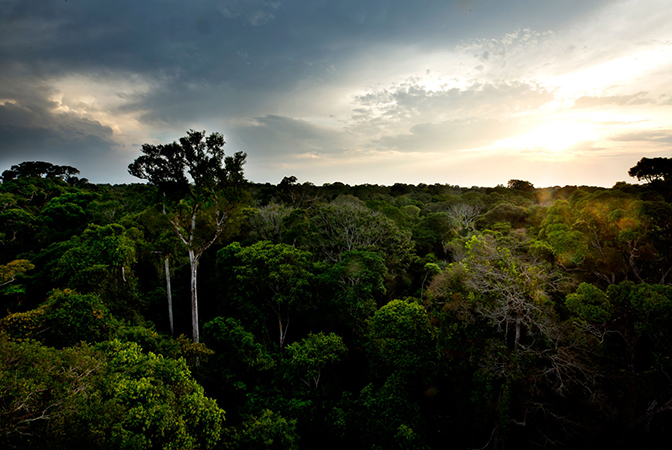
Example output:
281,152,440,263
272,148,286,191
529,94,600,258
2,150,672,449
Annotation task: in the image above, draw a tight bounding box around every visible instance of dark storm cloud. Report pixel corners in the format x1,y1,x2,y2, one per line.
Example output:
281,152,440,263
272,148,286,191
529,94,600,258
1,0,612,92
0,76,118,170
0,0,621,182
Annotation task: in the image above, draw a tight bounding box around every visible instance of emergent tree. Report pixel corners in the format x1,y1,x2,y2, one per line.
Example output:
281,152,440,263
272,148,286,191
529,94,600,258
128,130,246,342
628,157,672,183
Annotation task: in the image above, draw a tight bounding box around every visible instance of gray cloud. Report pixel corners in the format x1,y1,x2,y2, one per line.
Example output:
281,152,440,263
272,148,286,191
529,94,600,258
0,0,665,187
0,74,127,181
219,0,281,26
375,118,520,152
353,80,555,123
228,114,352,157
0,0,613,92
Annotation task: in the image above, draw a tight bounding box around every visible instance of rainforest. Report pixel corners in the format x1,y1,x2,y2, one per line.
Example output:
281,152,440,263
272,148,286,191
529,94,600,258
1,141,672,449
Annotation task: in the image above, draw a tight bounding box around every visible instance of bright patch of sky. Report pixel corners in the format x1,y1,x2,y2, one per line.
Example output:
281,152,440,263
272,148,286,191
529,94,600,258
1,0,671,187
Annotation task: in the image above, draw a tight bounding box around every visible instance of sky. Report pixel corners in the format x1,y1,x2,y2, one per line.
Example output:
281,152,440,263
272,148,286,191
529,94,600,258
1,0,672,188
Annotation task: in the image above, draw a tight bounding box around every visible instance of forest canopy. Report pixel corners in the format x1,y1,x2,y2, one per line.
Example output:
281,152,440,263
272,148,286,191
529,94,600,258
1,150,672,449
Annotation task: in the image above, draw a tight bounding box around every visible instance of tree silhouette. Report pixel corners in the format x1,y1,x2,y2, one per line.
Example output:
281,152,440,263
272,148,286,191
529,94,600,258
628,157,672,183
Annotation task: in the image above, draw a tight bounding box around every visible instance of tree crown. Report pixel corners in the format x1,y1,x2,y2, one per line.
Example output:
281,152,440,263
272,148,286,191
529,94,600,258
128,130,246,199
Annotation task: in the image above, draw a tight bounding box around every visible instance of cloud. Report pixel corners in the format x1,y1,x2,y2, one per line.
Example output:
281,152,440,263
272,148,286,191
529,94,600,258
375,118,521,152
573,92,654,108
356,79,553,115
0,75,131,181
219,0,280,26
0,0,670,188
345,79,557,157
453,2,672,96
349,79,555,141
457,28,558,69
228,114,353,158
0,79,115,148
608,129,672,144
0,104,115,158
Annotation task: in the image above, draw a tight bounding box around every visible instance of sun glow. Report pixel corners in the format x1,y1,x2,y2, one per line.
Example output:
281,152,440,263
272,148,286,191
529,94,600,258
493,121,596,152
550,44,672,95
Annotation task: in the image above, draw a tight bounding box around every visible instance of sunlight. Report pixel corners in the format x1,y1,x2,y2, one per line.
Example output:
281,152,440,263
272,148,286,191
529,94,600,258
551,44,672,95
493,121,596,152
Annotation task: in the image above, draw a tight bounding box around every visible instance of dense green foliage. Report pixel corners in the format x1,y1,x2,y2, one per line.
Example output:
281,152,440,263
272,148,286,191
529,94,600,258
2,158,672,449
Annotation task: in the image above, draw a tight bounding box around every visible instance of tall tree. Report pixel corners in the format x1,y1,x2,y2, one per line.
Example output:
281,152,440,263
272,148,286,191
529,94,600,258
128,130,246,342
628,157,672,183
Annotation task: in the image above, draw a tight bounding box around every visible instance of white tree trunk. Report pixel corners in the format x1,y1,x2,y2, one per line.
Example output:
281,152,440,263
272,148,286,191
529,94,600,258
169,201,228,343
165,256,174,335
189,249,200,343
